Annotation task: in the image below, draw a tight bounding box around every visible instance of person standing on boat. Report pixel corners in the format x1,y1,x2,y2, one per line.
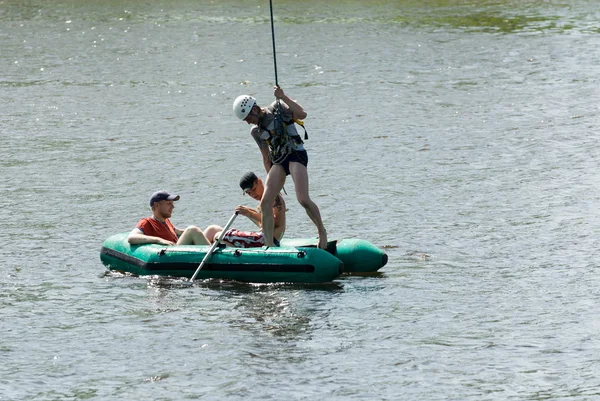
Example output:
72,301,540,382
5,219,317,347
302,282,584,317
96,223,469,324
232,86,327,249
214,172,286,248
128,191,221,246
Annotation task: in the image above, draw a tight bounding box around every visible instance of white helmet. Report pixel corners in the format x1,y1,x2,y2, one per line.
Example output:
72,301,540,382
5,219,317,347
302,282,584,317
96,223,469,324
233,95,256,120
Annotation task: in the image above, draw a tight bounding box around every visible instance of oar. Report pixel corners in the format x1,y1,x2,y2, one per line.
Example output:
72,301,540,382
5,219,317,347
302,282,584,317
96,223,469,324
189,212,238,282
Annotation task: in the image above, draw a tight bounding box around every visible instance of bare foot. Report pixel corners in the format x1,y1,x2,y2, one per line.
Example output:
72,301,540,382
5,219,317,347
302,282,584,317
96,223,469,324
317,233,328,250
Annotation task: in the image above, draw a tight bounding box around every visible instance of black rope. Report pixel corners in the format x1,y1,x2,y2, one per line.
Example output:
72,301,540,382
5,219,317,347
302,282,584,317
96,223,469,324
269,1,284,140
268,0,292,165
269,0,278,87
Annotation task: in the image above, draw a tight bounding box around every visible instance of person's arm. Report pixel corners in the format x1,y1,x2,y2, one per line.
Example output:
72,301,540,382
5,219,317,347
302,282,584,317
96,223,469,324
259,144,271,174
128,228,174,245
235,205,262,228
252,129,272,173
274,86,307,120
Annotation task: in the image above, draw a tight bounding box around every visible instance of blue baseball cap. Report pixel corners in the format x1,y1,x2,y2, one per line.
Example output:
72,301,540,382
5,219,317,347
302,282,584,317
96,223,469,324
149,191,180,206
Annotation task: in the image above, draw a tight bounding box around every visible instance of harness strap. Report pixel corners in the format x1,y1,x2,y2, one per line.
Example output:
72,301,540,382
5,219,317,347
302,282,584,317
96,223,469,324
293,118,308,140
265,103,308,164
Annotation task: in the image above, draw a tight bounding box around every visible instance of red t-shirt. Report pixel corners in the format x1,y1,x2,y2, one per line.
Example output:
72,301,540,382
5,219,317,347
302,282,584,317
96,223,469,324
136,217,178,243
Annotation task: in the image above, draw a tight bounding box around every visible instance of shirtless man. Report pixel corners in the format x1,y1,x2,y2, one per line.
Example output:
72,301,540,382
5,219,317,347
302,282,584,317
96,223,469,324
215,172,286,248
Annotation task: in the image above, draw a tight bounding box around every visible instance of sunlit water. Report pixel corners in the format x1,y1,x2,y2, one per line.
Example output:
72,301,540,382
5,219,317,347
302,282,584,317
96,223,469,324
2,1,600,399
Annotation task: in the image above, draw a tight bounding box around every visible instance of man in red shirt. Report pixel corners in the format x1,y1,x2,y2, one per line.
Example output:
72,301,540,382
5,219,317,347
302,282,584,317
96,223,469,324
128,191,221,246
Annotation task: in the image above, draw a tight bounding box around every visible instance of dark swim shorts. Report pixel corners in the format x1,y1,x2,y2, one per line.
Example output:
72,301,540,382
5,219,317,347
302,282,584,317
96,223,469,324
276,150,308,176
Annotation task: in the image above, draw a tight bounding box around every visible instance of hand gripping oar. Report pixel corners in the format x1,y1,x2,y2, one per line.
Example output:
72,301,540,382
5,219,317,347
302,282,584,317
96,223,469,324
189,212,238,282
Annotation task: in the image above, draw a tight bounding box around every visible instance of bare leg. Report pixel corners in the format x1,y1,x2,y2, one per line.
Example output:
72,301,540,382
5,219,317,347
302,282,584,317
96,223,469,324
261,165,287,246
177,226,210,245
204,225,223,243
212,231,223,242
211,230,238,247
289,162,327,249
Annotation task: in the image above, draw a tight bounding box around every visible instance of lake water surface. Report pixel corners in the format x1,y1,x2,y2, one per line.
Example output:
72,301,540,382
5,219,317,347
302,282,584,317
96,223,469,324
2,1,600,400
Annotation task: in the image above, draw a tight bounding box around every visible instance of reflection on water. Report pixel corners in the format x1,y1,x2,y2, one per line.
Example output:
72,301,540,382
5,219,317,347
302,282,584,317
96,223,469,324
143,275,343,340
145,275,344,292
231,291,312,339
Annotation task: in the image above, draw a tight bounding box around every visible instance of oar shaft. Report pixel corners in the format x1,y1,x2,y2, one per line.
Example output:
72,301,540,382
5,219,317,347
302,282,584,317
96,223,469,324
189,212,238,282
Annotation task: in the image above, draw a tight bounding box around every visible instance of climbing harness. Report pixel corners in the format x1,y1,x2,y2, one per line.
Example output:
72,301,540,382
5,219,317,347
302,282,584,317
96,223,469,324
265,101,309,164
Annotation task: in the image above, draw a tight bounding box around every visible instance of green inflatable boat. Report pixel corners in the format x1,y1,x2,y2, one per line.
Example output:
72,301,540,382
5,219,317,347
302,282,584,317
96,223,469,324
279,238,388,274
100,233,387,284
